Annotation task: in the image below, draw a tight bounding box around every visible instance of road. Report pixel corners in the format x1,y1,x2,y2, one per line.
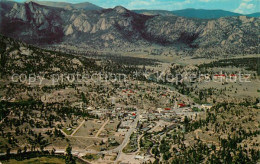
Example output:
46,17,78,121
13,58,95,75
113,110,140,162
47,114,140,163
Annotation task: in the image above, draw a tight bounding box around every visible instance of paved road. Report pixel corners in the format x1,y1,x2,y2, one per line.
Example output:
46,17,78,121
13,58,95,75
113,111,140,162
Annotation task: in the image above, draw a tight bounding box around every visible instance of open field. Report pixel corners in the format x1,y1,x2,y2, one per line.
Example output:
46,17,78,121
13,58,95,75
99,120,120,138
2,157,66,164
74,120,104,137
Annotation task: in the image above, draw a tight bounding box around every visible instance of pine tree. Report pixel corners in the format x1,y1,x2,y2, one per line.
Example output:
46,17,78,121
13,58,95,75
65,144,76,164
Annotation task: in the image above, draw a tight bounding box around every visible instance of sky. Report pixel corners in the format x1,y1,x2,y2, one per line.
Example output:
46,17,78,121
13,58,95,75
12,0,260,14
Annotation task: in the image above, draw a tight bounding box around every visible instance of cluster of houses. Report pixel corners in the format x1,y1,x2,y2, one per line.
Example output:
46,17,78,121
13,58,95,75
197,73,250,82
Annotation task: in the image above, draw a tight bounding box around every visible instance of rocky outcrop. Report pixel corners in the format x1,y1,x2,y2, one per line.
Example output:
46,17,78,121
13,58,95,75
114,6,128,14
2,2,64,43
65,24,74,35
6,3,28,21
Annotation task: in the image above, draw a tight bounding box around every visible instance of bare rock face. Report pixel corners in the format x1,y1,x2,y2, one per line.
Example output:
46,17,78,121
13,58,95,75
72,58,83,66
19,47,33,56
90,18,113,33
6,2,51,30
73,16,92,33
65,24,74,35
118,17,132,27
98,18,111,30
114,6,128,14
6,3,28,21
101,34,115,41
39,21,50,30
27,2,51,28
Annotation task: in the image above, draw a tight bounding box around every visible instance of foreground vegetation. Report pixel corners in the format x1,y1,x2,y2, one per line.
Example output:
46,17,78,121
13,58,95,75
152,103,260,163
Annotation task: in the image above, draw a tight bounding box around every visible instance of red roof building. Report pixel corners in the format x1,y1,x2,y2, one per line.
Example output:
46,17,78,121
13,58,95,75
178,104,185,108
214,74,226,77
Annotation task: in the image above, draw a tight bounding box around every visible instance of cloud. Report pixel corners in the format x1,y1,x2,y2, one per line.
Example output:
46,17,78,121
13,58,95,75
234,0,255,14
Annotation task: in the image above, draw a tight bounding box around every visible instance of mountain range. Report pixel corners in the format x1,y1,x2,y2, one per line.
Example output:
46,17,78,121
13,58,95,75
17,0,260,19
0,1,259,56
25,0,103,10
134,9,260,19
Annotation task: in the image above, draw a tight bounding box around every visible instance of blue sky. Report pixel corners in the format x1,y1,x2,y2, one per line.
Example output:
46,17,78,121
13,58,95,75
12,0,260,14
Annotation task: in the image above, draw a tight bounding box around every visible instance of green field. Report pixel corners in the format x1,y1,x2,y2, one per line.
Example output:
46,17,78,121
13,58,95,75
62,128,74,135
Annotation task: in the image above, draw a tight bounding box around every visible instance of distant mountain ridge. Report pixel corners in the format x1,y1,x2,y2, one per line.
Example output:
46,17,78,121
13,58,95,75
172,8,242,19
2,1,259,18
0,1,259,57
134,8,259,19
246,12,260,17
25,0,103,10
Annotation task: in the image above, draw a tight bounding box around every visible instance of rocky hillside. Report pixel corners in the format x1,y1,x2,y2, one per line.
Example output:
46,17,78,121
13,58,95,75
0,35,100,78
1,1,259,56
145,15,259,55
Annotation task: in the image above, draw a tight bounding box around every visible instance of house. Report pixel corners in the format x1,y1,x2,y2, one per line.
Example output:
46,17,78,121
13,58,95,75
135,155,144,160
230,74,237,78
140,115,148,122
157,108,163,113
55,150,65,155
141,127,151,132
118,128,128,132
178,104,185,108
130,116,136,120
87,106,93,111
201,104,213,110
213,74,226,80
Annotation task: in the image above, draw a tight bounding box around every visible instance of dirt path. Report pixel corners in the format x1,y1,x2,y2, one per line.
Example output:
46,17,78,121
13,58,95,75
95,119,110,138
71,120,86,136
137,134,144,153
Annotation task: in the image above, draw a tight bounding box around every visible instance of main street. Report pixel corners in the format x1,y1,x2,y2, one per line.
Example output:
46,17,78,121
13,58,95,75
105,110,140,162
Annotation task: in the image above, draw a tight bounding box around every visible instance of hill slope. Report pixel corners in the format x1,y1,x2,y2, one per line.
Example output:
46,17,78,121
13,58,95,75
0,34,99,77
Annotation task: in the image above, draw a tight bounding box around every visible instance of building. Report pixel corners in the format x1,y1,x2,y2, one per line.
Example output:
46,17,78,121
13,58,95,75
178,104,186,108
201,104,213,110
